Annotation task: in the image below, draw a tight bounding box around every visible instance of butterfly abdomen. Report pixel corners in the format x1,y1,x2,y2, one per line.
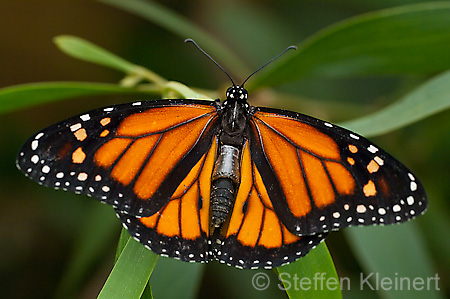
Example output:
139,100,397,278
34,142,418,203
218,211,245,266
210,144,241,229
210,178,235,228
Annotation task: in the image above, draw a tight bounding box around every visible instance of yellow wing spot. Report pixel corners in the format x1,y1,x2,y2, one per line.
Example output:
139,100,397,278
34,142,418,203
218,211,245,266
348,144,358,153
72,147,86,164
347,157,355,165
100,129,110,137
363,180,377,197
100,117,111,126
367,160,380,174
74,128,87,141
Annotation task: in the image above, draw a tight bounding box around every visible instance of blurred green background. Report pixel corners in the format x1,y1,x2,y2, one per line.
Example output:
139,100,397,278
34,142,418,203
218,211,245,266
1,0,449,298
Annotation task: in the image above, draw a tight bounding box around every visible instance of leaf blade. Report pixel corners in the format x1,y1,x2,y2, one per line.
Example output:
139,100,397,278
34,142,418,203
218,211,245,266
0,82,153,114
54,35,138,74
251,3,450,88
97,0,250,75
98,235,158,299
339,70,450,136
276,242,342,299
345,224,442,299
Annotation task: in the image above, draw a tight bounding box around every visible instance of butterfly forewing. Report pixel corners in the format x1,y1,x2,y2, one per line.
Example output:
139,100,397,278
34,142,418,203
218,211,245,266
16,100,219,217
249,107,427,236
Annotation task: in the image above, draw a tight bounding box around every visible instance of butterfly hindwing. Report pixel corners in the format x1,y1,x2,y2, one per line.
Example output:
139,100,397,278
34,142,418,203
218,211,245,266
249,107,427,236
116,136,219,263
213,140,327,269
16,99,219,217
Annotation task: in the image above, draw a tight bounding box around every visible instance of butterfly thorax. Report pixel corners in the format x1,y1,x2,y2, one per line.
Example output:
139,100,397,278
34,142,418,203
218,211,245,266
210,86,249,234
219,86,249,147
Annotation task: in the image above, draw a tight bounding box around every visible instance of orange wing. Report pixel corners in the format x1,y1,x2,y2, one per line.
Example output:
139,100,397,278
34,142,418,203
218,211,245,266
248,107,427,236
16,100,219,217
213,140,326,269
117,136,218,263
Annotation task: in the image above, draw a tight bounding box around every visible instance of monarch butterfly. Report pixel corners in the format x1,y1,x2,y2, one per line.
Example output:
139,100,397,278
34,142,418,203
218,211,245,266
16,39,427,269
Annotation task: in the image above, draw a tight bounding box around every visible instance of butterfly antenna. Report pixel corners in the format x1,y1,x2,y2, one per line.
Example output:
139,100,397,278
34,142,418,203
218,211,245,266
185,38,236,86
241,45,297,87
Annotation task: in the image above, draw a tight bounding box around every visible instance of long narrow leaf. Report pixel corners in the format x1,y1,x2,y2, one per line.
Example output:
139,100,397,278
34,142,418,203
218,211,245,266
55,204,118,298
54,36,134,73
276,242,341,299
340,70,450,137
151,258,205,299
54,36,167,85
98,235,158,299
251,2,450,88
345,225,442,299
97,0,250,75
0,82,155,114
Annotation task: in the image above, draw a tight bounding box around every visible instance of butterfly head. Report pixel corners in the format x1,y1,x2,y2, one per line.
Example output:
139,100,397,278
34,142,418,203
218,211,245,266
226,85,248,102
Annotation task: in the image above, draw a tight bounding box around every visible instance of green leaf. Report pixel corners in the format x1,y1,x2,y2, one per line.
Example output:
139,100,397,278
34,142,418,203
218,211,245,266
0,82,155,114
97,0,250,75
55,204,118,298
151,258,205,299
163,81,211,100
251,2,450,88
98,234,158,299
115,227,133,262
276,242,342,299
54,36,167,85
345,224,443,299
54,35,136,73
340,70,450,137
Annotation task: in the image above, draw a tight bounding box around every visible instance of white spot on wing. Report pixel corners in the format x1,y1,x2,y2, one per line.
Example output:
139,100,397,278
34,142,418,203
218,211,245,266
41,165,50,174
31,140,39,151
356,205,367,213
407,196,414,205
70,123,82,132
374,156,384,166
367,145,378,153
80,114,91,121
77,172,88,181
31,155,39,164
